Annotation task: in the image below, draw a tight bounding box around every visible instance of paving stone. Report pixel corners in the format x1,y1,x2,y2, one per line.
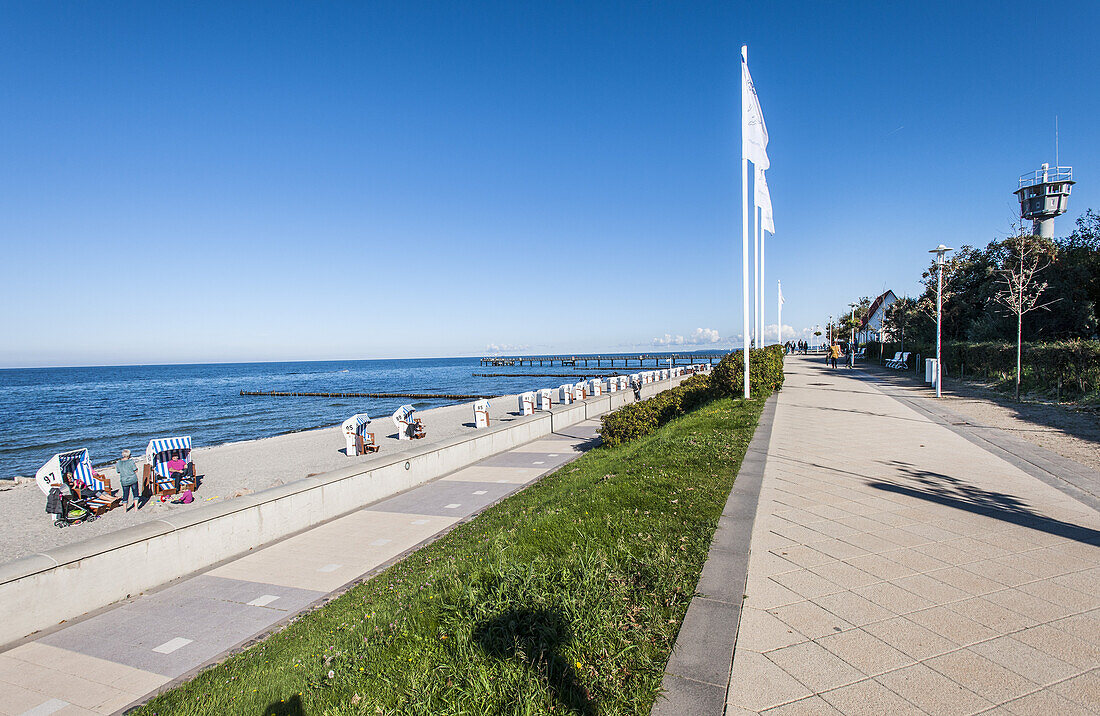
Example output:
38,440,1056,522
1050,670,1100,709
764,641,864,692
971,635,1080,686
651,673,726,716
726,650,813,713
814,627,913,677
902,605,999,646
1001,688,1097,715
924,648,1040,703
819,678,926,716
769,600,854,640
861,616,956,660
760,695,844,715
875,663,993,716
1010,624,1100,669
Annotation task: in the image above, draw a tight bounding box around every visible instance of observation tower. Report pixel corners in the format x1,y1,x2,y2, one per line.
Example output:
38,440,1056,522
1014,163,1074,238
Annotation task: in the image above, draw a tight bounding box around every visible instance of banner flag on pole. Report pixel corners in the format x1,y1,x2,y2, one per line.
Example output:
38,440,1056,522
742,54,770,171
755,165,774,234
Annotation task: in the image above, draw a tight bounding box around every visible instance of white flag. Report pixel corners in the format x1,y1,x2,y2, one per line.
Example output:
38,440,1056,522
778,280,784,305
742,50,769,170
755,165,774,233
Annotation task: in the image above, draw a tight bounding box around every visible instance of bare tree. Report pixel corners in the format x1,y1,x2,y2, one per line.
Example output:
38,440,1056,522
991,230,1058,401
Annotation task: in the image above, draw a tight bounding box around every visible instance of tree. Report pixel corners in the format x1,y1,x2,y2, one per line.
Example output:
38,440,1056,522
990,231,1058,400
885,296,920,350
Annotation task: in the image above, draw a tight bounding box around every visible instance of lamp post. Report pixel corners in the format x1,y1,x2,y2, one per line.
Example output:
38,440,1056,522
929,244,954,398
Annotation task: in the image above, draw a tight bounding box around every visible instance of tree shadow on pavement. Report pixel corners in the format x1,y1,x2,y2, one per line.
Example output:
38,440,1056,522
868,462,1100,547
473,608,596,715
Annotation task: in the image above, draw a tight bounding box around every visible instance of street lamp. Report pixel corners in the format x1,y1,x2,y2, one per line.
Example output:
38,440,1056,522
929,244,954,398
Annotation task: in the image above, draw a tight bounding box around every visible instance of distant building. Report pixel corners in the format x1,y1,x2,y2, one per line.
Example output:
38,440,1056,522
859,290,897,343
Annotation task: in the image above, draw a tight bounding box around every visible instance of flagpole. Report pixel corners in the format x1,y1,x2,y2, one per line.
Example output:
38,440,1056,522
741,45,751,399
754,205,761,346
777,280,782,345
761,226,766,345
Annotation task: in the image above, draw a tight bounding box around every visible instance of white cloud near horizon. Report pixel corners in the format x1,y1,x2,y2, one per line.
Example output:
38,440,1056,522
652,327,723,347
485,343,530,354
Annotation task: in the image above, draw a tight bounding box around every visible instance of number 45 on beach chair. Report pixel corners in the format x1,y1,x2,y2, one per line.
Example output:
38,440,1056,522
343,413,378,456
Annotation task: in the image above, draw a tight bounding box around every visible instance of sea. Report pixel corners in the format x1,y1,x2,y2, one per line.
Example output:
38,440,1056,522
0,353,722,479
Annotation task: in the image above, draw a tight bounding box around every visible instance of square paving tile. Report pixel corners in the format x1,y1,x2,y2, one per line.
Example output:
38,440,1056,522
970,635,1080,686
924,648,1040,703
820,678,925,716
815,627,913,677
765,641,864,692
726,649,813,713
862,616,956,660
875,662,992,716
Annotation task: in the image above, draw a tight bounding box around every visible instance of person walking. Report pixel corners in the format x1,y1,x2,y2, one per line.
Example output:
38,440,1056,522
846,343,855,369
828,342,840,369
117,449,141,510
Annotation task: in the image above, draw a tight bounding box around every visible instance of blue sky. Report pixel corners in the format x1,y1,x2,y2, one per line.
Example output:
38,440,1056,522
2,1,1098,367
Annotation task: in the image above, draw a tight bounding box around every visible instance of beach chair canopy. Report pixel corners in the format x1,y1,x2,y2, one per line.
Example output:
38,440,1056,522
474,399,490,412
35,449,100,495
392,404,416,426
342,413,372,437
146,436,193,478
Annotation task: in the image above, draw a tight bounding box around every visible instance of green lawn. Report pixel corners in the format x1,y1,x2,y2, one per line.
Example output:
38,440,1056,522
136,397,764,716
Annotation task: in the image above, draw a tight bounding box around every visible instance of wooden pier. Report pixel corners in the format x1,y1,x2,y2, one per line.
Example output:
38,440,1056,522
478,353,723,368
240,391,492,400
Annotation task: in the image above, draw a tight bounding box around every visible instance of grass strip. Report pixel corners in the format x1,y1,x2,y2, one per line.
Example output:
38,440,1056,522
137,397,765,715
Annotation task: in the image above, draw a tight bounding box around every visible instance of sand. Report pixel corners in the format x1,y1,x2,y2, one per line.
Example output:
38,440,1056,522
0,387,585,566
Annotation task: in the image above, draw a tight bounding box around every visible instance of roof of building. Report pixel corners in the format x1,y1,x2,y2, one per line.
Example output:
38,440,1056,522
861,290,897,329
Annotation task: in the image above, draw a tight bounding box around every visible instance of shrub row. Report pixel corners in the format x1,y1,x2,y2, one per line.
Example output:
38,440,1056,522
709,345,786,399
879,339,1100,399
600,346,785,446
599,374,711,447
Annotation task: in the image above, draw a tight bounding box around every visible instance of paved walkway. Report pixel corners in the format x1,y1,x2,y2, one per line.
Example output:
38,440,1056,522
0,421,601,716
724,356,1100,715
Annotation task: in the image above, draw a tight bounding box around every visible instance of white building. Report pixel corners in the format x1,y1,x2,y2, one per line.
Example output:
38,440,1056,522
860,290,897,343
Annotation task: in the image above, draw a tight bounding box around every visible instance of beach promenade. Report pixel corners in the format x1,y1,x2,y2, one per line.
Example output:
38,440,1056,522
659,355,1100,714
0,417,603,715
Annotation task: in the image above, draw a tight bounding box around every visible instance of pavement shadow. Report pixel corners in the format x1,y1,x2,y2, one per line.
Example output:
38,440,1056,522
868,463,1100,547
473,608,596,715
264,694,305,716
861,361,1100,446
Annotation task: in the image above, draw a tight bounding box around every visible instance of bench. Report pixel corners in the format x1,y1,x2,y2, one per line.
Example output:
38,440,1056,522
886,352,910,369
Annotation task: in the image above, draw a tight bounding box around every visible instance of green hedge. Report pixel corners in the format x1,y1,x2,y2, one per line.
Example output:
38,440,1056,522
879,339,1100,399
709,346,786,399
600,347,785,447
599,374,711,447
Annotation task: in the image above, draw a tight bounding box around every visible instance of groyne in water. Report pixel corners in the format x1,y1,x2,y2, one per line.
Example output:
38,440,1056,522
240,391,493,399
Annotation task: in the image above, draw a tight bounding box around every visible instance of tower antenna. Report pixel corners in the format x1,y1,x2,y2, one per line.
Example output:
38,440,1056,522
1055,115,1059,167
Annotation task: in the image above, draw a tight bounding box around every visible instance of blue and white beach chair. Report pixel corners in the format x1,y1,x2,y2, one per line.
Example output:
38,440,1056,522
145,436,196,496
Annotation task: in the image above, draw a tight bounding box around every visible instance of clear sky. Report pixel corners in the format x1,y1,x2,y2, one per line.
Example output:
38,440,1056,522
2,1,1098,367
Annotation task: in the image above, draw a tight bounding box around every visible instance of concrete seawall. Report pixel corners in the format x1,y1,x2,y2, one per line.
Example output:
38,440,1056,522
0,373,696,646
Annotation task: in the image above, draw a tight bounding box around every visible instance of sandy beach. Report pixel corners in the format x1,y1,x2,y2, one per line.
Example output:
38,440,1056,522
0,387,585,565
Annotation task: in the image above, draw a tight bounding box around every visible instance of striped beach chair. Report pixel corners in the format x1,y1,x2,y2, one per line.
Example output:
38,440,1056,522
342,414,377,456
145,436,197,496
35,449,120,516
